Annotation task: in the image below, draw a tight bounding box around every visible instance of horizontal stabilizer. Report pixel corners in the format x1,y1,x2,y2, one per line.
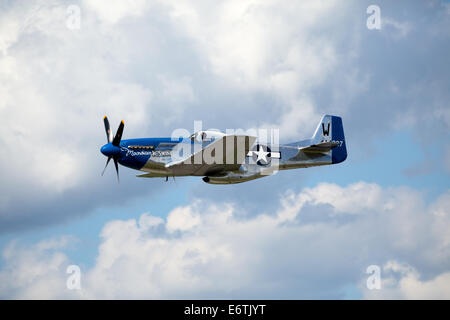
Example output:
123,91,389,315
299,141,341,153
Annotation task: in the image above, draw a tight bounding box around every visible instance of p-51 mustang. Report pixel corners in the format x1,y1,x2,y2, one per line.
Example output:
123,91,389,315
100,115,347,184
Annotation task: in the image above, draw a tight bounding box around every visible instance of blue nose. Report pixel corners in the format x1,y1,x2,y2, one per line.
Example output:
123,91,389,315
100,143,121,157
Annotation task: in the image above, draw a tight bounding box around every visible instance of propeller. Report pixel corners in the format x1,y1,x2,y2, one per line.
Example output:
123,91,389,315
101,116,124,184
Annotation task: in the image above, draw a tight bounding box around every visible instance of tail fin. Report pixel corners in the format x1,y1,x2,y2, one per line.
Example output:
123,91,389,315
311,115,347,164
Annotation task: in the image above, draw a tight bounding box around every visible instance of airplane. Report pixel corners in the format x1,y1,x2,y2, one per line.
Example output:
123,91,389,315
100,115,347,184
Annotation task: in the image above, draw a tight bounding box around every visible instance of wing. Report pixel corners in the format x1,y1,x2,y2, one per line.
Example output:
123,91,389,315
165,135,257,176
137,172,170,178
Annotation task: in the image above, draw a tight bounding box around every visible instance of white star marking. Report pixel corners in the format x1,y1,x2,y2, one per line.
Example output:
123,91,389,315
247,147,281,163
254,146,269,163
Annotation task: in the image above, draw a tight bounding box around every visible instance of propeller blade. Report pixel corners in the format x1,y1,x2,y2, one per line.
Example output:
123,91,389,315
103,116,112,143
101,156,112,176
113,157,120,184
112,120,124,146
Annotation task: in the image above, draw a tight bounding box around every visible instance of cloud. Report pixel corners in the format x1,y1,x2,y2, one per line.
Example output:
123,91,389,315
0,0,345,231
0,236,77,299
166,0,339,88
0,0,448,235
382,17,412,39
83,0,151,24
363,261,450,299
1,182,448,299
173,0,350,139
166,202,202,232
0,1,158,230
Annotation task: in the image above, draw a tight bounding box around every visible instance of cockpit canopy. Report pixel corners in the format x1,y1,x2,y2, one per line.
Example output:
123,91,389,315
189,130,225,143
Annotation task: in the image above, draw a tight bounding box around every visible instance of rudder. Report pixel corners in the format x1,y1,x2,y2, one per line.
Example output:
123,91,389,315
311,115,347,164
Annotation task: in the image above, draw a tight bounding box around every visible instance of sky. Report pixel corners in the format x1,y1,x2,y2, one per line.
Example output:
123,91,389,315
0,0,449,299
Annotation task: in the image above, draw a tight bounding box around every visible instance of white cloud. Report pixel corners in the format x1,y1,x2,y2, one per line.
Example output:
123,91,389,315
382,17,412,39
0,1,158,227
363,260,450,299
83,0,151,25
381,17,412,39
0,0,448,239
0,3,152,188
1,182,449,299
0,0,349,228
138,213,164,230
166,0,339,86
0,236,79,299
166,203,202,233
162,0,342,138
